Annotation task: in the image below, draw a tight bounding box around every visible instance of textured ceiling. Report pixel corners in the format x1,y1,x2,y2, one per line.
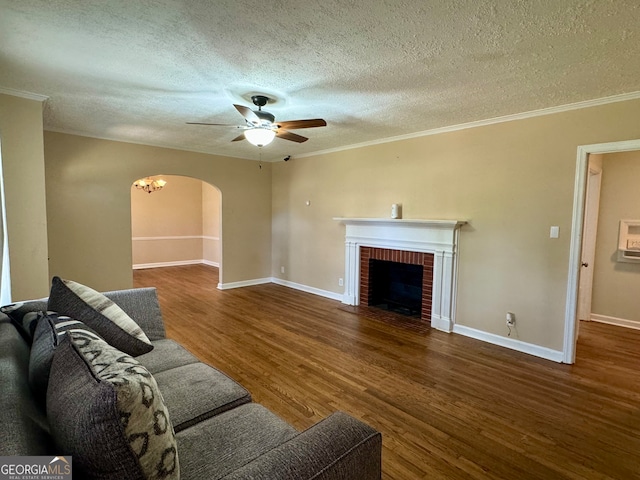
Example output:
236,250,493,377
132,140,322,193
1,0,639,161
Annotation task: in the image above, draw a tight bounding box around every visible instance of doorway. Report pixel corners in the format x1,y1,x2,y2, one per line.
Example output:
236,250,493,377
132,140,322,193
564,139,640,363
130,175,222,279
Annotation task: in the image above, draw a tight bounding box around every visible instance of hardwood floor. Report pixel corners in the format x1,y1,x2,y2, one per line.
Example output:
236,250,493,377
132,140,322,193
134,264,640,480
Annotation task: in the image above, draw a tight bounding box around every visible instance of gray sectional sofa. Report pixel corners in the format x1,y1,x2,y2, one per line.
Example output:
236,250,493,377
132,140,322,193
0,285,382,479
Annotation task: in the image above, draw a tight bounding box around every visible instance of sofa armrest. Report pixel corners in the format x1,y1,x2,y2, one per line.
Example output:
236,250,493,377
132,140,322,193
103,287,166,340
221,412,381,480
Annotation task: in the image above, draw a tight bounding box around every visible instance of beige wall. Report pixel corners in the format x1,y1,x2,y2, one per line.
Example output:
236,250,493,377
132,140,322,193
45,132,271,292
0,94,49,300
272,99,640,351
132,175,204,237
202,182,221,265
131,175,222,266
592,150,640,324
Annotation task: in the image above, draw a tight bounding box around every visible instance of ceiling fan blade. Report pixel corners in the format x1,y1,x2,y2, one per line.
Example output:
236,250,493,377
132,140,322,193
276,119,326,130
231,134,246,142
234,104,261,125
186,122,240,126
276,130,308,143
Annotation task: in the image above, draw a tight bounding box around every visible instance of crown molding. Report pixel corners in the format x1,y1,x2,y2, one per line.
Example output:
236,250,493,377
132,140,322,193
44,127,256,162
27,88,640,162
296,90,640,159
0,86,49,102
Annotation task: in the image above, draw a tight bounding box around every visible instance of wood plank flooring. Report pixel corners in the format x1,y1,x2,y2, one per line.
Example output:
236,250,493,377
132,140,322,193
134,264,640,480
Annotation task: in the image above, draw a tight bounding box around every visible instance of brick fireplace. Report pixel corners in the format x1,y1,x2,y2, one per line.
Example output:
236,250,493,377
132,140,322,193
335,218,466,332
359,247,434,321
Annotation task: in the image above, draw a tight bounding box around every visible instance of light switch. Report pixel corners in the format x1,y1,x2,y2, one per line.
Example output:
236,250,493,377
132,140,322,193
550,226,559,238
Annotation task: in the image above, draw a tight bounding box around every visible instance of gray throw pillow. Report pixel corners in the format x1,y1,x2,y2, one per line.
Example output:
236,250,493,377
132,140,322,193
29,312,102,402
0,301,47,344
48,276,153,356
47,332,179,480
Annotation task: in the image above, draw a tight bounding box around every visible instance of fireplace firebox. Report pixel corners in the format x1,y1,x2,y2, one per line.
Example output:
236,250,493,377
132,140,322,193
369,259,423,316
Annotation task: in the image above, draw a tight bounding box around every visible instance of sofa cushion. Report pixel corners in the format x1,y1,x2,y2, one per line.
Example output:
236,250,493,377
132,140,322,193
47,332,179,480
176,403,297,480
48,276,153,356
0,319,53,455
137,339,199,374
221,412,382,480
153,363,251,432
29,312,102,402
0,300,47,343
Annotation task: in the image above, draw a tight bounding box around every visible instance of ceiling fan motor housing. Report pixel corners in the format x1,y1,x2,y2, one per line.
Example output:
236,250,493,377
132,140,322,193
250,96,275,126
254,110,275,125
251,95,270,108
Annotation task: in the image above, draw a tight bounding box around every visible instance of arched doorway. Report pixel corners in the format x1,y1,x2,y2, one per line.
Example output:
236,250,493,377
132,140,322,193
130,174,222,281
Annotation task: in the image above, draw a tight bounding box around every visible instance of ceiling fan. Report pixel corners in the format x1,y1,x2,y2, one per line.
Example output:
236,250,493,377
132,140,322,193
187,95,327,147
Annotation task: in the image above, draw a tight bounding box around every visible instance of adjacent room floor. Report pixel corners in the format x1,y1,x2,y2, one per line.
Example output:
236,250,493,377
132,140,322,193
134,264,640,480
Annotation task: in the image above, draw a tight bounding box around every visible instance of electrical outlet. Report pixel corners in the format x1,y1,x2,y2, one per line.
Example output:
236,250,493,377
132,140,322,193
280,266,285,274
338,278,344,287
506,312,516,326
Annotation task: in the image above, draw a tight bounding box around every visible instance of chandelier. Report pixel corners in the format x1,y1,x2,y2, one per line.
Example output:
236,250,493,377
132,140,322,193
133,177,167,194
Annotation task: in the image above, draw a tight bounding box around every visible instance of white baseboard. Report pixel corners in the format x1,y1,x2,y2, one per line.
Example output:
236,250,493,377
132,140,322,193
590,313,640,330
215,276,341,300
217,278,272,290
452,324,564,363
133,259,219,270
271,278,342,301
133,260,203,269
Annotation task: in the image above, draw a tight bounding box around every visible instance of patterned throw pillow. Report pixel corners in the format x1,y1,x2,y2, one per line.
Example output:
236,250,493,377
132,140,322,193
0,301,47,343
47,332,179,480
29,312,102,402
48,276,153,356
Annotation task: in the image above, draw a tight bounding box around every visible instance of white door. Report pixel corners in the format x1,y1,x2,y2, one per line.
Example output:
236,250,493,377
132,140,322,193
577,163,602,322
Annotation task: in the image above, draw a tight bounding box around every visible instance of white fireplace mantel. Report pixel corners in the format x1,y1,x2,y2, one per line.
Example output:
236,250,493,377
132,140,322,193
333,218,465,227
334,217,467,332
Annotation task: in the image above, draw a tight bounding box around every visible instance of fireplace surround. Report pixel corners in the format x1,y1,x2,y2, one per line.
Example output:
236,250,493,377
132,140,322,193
335,218,466,332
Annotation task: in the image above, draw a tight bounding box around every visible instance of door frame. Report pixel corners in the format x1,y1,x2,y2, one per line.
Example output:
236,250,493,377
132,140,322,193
563,138,640,363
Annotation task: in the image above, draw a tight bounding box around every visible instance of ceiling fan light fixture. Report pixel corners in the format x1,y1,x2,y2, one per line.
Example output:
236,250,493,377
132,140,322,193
244,128,275,147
